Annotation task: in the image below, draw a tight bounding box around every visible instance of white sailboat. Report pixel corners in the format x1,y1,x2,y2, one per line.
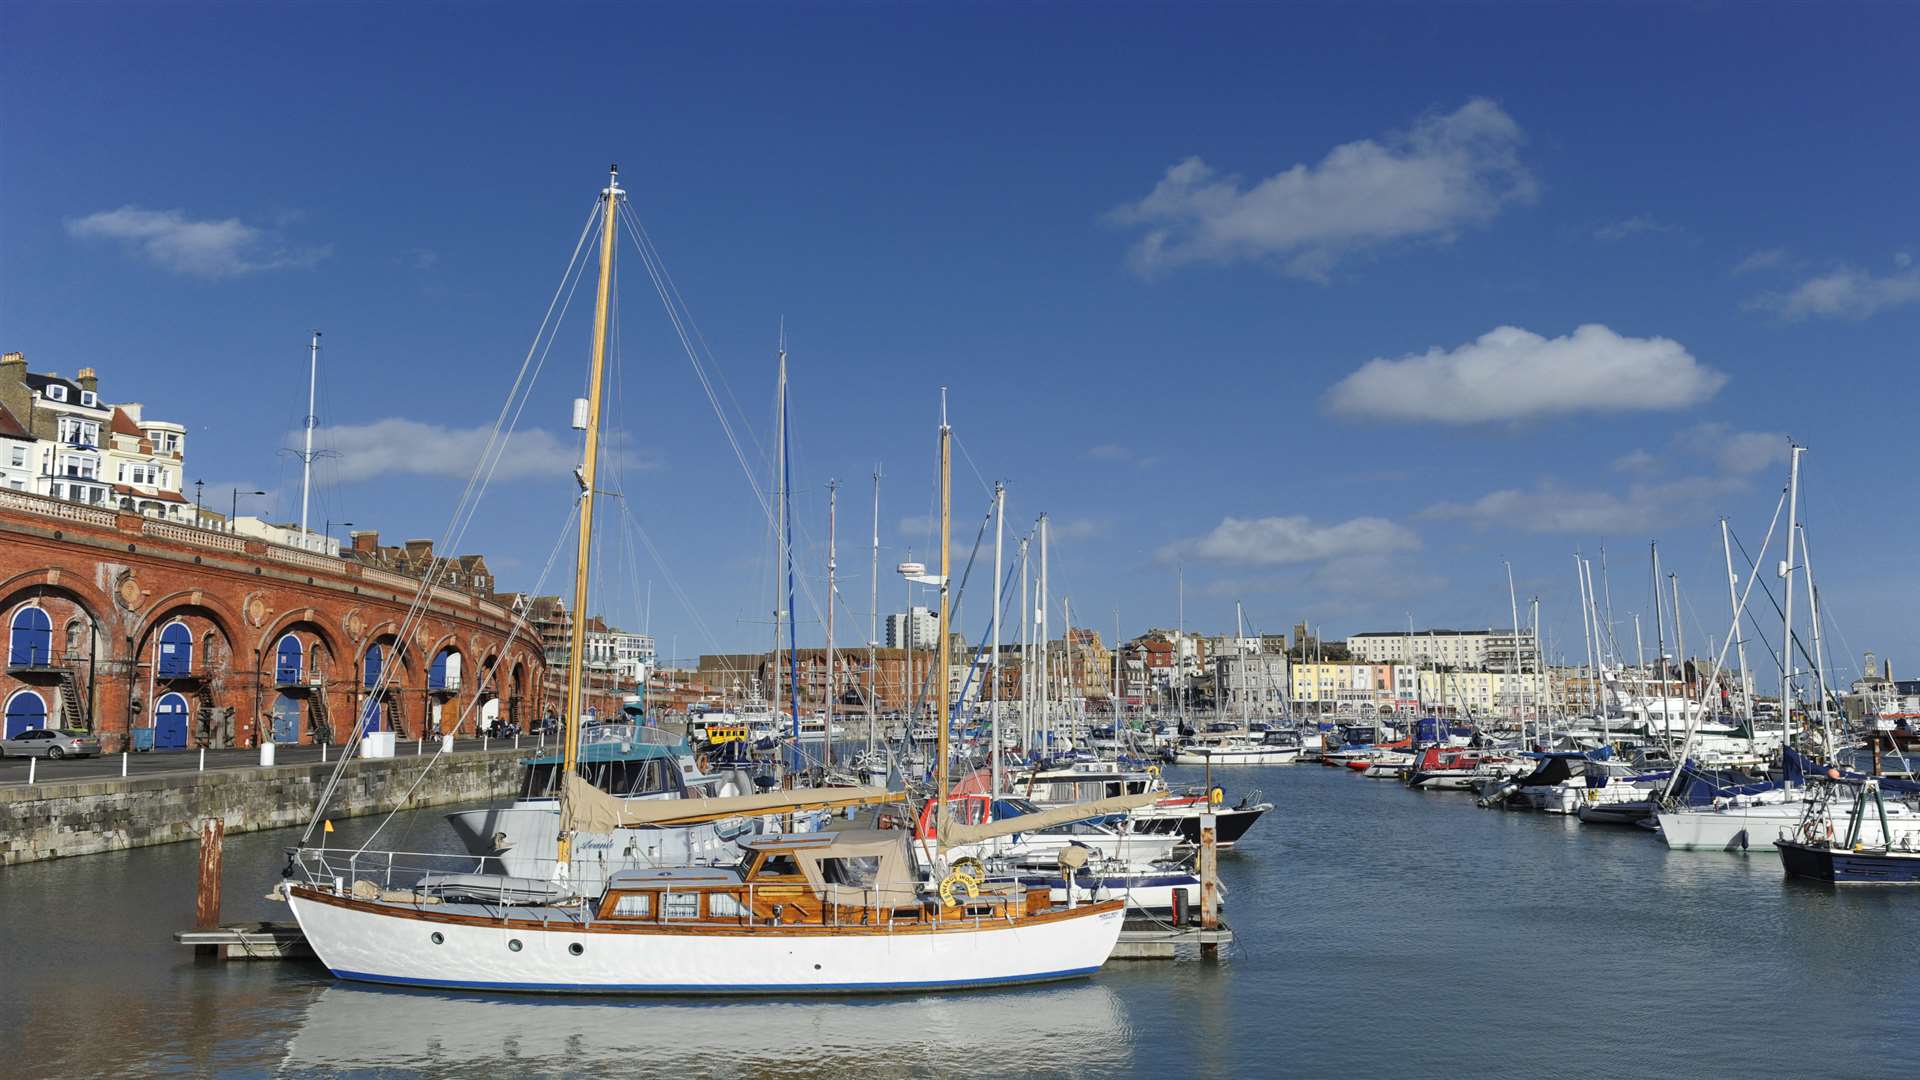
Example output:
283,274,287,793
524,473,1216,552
285,183,1124,992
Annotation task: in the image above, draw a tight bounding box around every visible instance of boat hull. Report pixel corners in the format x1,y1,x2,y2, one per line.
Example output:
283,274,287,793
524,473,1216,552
287,889,1126,995
1656,804,1801,852
1169,748,1299,765
1776,840,1920,883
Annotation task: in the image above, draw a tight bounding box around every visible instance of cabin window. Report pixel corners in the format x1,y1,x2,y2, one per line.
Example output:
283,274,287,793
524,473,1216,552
706,893,746,918
611,893,653,918
821,856,882,888
661,892,698,920
755,854,801,878
1104,782,1123,798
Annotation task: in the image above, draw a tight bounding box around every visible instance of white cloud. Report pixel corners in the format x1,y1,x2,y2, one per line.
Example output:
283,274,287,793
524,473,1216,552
1678,422,1788,476
1324,324,1726,424
1896,252,1914,269
1085,443,1133,462
1049,517,1108,541
66,205,329,278
1594,215,1679,242
897,514,935,537
1753,266,1920,320
1731,248,1790,275
1160,514,1419,566
1110,98,1533,279
1612,448,1658,473
1420,475,1743,535
308,418,652,484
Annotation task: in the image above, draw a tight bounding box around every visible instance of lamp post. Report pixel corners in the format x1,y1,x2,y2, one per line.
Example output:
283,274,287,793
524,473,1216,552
193,480,205,527
325,520,353,553
229,488,266,533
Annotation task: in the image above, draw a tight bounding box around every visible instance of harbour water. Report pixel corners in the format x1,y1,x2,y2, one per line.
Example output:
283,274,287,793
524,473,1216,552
5,763,1916,1078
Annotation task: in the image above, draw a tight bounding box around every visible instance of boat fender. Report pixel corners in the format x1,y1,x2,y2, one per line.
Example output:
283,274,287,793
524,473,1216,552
1209,786,1225,807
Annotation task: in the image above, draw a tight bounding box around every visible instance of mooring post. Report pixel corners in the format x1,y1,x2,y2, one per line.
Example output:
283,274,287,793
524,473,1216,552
195,817,224,957
199,748,206,771
1199,811,1219,960
121,751,128,778
27,757,35,784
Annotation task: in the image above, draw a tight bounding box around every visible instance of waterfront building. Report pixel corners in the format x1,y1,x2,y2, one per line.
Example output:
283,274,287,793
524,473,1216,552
883,606,936,650
0,487,544,747
103,404,189,520
1214,645,1290,715
1347,627,1538,671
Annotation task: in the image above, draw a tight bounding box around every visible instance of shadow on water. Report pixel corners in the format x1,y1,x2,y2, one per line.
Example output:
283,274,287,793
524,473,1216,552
4,765,1918,1078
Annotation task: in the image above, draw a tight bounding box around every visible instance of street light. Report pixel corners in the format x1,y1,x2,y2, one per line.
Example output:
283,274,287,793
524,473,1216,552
193,479,205,527
230,488,267,533
325,520,354,552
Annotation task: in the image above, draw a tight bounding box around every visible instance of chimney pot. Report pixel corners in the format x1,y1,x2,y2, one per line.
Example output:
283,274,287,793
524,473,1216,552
76,367,99,392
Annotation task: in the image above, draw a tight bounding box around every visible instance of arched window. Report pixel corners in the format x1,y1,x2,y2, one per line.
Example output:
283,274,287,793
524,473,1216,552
158,621,193,676
275,634,304,684
364,643,385,689
9,606,52,667
4,689,48,737
429,648,460,691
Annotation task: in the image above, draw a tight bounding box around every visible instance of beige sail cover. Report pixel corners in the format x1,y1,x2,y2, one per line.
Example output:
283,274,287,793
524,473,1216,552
558,774,900,832
939,790,1159,847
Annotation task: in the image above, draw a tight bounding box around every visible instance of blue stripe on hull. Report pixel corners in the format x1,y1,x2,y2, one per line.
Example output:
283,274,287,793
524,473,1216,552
328,966,1103,995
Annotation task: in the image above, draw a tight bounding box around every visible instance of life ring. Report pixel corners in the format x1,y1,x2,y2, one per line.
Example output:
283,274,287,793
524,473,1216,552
939,869,981,907
1209,785,1226,807
1146,764,1161,779
949,856,986,887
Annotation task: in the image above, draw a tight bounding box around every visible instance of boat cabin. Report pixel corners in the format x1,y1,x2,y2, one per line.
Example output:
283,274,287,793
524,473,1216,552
589,830,1046,924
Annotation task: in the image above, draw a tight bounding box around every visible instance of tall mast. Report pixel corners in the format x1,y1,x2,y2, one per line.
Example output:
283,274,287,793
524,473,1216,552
1799,523,1833,756
1237,601,1248,727
934,389,953,847
1599,546,1617,669
780,336,799,741
1721,518,1753,723
991,481,1004,794
1063,596,1074,726
1018,536,1030,750
868,467,880,754
1651,543,1674,750
1670,573,1686,700
1574,553,1594,724
1175,562,1184,722
558,166,622,868
1037,514,1050,748
300,330,320,545
825,479,837,769
1781,444,1803,763
1506,561,1521,736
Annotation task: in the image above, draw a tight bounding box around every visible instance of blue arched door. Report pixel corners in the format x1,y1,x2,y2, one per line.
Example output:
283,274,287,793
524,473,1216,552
154,692,189,750
271,692,302,743
275,635,304,684
158,622,193,676
9,606,52,667
361,694,385,734
363,643,385,689
5,690,47,738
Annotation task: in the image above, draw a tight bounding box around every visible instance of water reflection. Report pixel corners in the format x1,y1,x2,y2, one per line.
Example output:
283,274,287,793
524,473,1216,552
279,982,1134,1077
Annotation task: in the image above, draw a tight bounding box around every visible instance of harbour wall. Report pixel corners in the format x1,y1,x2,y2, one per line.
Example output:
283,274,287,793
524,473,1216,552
0,748,523,865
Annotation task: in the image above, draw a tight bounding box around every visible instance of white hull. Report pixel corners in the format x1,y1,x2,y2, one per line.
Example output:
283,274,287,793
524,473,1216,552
1656,802,1803,852
288,890,1125,994
1171,747,1299,765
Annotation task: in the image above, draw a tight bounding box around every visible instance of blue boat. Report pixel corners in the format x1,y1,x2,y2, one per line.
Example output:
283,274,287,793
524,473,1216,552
1775,779,1920,884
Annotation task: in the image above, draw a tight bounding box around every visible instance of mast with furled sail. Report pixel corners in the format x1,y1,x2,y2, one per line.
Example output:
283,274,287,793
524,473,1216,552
935,388,954,848
556,165,623,873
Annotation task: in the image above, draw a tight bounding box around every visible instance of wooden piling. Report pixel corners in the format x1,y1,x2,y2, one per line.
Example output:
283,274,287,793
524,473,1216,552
1199,811,1219,960
194,818,223,956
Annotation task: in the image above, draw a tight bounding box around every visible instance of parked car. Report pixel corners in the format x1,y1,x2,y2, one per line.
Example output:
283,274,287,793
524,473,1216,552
0,728,103,759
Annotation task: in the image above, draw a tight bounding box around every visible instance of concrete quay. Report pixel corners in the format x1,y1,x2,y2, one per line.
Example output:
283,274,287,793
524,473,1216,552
0,740,526,865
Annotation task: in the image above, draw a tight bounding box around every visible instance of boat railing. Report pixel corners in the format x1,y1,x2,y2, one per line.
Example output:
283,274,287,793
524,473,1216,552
287,846,531,898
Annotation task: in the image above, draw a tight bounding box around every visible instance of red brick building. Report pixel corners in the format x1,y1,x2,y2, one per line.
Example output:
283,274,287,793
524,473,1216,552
0,488,546,750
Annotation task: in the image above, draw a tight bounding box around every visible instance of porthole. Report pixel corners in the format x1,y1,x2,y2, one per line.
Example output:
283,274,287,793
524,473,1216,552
569,942,584,956
430,932,444,945
508,938,523,952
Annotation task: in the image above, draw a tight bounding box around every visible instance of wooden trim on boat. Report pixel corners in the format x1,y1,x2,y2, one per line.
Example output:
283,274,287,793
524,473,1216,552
289,886,1122,938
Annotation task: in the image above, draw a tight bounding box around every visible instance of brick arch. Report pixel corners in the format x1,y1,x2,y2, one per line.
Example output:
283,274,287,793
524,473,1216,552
257,608,345,668
132,590,245,657
0,569,114,631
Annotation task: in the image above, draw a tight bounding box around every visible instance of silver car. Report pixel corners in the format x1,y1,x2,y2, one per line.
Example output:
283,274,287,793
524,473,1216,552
0,728,103,758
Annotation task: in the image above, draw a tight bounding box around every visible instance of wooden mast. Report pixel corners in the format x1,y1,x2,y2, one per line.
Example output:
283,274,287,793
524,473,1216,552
558,165,622,868
935,389,953,847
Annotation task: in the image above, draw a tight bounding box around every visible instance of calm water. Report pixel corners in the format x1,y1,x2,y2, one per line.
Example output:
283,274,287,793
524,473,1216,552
3,764,1915,1078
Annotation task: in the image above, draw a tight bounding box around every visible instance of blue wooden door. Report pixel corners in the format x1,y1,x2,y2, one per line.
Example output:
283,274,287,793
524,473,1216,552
9,607,51,667
158,622,193,676
361,695,384,734
275,635,303,684
271,693,301,743
5,691,47,738
154,692,189,750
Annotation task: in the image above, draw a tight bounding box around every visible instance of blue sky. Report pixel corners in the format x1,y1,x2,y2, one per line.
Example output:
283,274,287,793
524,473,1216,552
4,3,1916,685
